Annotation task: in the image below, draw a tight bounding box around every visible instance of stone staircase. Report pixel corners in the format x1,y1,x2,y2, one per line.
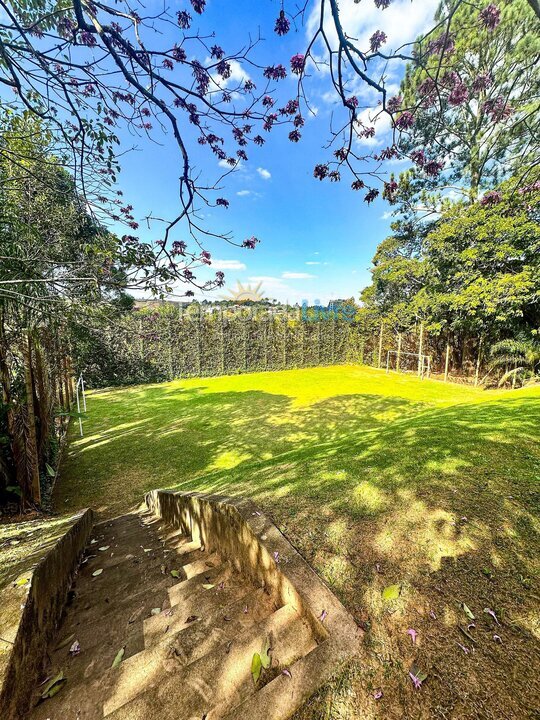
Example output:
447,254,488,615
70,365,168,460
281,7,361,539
28,492,360,719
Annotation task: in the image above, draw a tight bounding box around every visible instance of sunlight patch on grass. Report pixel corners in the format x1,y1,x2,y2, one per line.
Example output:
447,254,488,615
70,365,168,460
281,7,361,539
206,449,252,471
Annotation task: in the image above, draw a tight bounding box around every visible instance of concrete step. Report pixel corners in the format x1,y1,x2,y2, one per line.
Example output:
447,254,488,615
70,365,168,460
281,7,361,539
143,568,249,647
106,603,317,720
102,591,278,715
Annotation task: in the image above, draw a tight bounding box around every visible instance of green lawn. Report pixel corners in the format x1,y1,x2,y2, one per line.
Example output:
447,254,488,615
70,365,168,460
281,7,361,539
57,365,540,719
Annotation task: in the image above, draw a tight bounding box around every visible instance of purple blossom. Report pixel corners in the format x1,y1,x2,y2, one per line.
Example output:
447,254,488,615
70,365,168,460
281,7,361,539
518,180,540,194
289,130,301,142
281,99,299,115
263,113,278,131
290,54,305,75
418,77,436,106
242,236,259,249
237,149,248,161
162,59,174,70
448,81,469,106
190,0,206,14
329,170,340,182
79,31,97,47
428,33,455,56
141,107,151,117
192,61,210,94
387,95,402,113
383,180,398,202
472,73,492,92
201,250,211,263
215,271,225,285
264,65,287,81
334,147,348,161
370,30,387,52
351,179,365,191
313,164,329,181
172,45,187,62
177,11,191,29
262,95,275,107
364,188,380,204
210,45,224,60
217,60,231,79
274,10,290,36
253,135,265,146
480,4,501,30
480,190,503,206
408,671,424,690
222,91,232,102
395,111,414,129
346,96,359,109
293,114,304,128
244,79,256,92
172,240,187,255
411,149,426,167
424,159,444,176
374,0,391,7
483,96,513,122
58,16,77,37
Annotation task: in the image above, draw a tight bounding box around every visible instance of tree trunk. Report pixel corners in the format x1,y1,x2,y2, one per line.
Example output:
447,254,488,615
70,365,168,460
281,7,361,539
0,312,28,502
22,331,41,505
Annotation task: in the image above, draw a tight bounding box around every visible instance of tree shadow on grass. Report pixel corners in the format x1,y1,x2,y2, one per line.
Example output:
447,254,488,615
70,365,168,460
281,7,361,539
55,384,540,719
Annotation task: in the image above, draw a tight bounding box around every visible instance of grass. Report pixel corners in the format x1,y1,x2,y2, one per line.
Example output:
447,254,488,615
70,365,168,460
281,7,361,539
55,365,540,718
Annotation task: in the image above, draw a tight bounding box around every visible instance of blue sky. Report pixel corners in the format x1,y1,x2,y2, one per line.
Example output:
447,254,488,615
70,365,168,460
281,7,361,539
112,0,439,304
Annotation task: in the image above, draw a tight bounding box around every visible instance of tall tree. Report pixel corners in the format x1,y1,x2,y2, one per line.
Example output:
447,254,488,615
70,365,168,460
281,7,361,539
398,0,540,205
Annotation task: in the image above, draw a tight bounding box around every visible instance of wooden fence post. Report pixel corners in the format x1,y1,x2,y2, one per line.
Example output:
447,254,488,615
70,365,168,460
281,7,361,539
377,322,384,368
444,340,451,382
417,322,424,377
23,332,41,505
474,336,483,387
396,333,402,373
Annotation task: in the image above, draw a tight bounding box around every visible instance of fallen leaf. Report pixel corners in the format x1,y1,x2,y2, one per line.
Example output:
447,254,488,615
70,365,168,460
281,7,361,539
429,610,437,620
55,633,76,650
202,583,215,590
373,689,383,700
461,603,475,620
382,584,401,601
92,569,103,577
98,546,110,552
251,652,262,684
260,637,271,669
151,608,161,616
282,668,292,679
111,647,125,669
15,576,30,587
319,609,328,622
273,551,280,563
225,640,233,654
69,640,81,656
143,548,152,553
243,605,249,614
483,607,500,625
41,672,66,700
458,625,476,644
407,628,417,644
170,570,180,578
185,615,199,624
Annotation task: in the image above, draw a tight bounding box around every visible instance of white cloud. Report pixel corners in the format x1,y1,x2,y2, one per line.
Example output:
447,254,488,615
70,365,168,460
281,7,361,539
307,0,439,58
218,158,243,170
236,190,251,196
381,210,393,220
211,259,247,271
306,261,321,265
282,272,317,280
257,167,271,180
